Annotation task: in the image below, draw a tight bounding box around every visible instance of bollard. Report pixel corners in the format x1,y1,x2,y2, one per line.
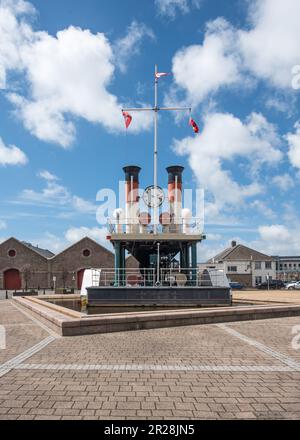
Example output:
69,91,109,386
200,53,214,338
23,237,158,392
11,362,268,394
6,291,8,300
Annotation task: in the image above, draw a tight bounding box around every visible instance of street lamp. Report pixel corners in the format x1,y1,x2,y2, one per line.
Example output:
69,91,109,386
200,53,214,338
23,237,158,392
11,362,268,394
156,242,161,286
72,272,76,292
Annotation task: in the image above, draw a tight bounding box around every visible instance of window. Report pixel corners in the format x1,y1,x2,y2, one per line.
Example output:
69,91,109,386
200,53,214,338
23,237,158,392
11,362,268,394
82,249,91,258
255,262,262,270
255,276,262,285
265,262,272,269
228,266,237,272
8,249,16,258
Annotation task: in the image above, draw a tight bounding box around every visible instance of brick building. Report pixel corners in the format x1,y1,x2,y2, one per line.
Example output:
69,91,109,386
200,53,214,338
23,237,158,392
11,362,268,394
0,237,115,290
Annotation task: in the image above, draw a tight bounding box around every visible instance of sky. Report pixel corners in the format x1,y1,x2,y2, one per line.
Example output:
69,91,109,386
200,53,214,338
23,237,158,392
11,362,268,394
0,0,300,260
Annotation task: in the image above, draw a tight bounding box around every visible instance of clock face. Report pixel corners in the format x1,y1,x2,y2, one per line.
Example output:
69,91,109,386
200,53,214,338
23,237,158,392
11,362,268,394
143,186,165,208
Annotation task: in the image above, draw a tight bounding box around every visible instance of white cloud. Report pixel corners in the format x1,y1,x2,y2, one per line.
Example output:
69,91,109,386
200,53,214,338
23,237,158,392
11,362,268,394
173,111,282,217
20,172,96,214
0,219,7,230
286,122,300,170
38,170,59,181
171,18,242,106
250,200,276,220
239,0,300,89
0,0,34,89
272,174,295,191
258,224,291,242
0,1,153,147
170,0,300,108
114,21,154,73
206,233,222,241
251,223,300,255
265,96,295,116
65,226,112,250
155,0,201,18
0,136,27,166
26,227,113,254
33,232,66,254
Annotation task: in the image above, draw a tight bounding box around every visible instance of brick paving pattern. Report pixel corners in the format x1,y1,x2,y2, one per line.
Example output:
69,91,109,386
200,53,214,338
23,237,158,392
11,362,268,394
0,300,299,420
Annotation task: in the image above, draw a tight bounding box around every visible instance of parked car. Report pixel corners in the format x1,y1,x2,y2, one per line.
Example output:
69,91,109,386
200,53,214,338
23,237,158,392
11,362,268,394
257,280,285,290
285,281,300,290
229,282,244,290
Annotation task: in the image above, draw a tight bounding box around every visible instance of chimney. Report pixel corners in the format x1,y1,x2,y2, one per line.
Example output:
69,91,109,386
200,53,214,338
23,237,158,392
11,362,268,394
232,241,237,248
166,166,184,228
123,166,141,233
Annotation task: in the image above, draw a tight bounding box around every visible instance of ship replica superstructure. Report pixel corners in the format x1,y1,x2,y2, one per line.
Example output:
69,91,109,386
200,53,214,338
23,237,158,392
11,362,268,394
108,164,204,287
86,66,231,306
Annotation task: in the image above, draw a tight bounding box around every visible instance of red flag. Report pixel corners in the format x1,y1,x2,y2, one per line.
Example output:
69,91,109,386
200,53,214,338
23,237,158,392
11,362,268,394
122,111,132,129
189,118,199,134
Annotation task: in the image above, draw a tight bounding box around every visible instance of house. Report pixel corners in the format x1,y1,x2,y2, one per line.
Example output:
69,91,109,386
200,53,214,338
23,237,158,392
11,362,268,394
199,241,277,288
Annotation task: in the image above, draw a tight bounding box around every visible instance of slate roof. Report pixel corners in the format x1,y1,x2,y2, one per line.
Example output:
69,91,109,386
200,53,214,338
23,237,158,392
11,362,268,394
22,242,55,259
207,244,273,263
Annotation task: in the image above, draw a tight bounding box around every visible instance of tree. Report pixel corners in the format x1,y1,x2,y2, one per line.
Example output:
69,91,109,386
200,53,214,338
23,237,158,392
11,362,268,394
22,265,32,292
61,268,69,290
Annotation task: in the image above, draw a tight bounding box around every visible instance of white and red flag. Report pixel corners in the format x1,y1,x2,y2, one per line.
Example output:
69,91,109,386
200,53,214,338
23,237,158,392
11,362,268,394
155,72,171,79
122,111,133,129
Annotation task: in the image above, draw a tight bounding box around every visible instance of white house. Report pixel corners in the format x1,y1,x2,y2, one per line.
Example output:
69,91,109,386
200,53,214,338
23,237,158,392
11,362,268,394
199,241,276,288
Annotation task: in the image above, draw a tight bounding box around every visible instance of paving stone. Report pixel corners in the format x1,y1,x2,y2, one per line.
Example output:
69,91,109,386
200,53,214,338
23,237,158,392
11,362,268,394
0,302,300,421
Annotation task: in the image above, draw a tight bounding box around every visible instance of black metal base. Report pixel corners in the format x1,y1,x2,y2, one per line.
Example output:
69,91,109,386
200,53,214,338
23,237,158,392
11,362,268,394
87,286,232,306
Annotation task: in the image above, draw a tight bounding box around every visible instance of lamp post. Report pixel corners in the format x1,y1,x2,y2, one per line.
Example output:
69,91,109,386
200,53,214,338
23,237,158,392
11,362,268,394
156,242,161,286
53,276,56,293
72,272,76,292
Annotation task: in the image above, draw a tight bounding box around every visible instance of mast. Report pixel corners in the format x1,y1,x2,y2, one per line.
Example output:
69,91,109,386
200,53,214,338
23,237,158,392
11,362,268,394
154,64,158,234
122,65,191,235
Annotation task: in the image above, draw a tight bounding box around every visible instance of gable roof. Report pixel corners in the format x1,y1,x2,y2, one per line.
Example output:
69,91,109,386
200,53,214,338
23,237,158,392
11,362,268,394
22,242,55,259
0,237,52,260
50,236,113,260
207,244,273,263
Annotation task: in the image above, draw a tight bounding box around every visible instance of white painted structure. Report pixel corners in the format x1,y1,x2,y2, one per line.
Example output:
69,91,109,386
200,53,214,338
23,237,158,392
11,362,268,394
199,242,277,288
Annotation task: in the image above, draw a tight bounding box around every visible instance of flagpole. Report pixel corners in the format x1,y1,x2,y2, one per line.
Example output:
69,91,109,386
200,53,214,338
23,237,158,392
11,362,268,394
154,64,158,234
122,67,196,238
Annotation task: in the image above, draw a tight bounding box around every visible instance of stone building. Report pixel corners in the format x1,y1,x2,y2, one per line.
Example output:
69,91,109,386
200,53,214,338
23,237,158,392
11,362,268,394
0,237,115,290
199,241,277,288
0,238,52,290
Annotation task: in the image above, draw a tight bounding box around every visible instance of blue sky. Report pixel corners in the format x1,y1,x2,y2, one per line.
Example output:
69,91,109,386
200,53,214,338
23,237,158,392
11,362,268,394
0,0,300,259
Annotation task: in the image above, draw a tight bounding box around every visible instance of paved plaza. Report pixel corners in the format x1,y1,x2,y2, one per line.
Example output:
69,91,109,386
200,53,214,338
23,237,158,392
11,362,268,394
0,300,299,420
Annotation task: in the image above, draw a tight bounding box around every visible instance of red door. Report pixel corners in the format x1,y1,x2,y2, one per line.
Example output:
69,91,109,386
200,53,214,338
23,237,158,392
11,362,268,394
77,269,85,290
4,269,21,290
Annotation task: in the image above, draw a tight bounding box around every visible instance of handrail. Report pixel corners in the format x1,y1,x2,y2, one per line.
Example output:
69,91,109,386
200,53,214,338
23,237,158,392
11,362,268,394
89,268,229,289
107,217,204,235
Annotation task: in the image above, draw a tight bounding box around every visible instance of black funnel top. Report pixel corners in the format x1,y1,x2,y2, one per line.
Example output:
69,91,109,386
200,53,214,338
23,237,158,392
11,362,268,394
166,166,184,184
123,166,141,182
